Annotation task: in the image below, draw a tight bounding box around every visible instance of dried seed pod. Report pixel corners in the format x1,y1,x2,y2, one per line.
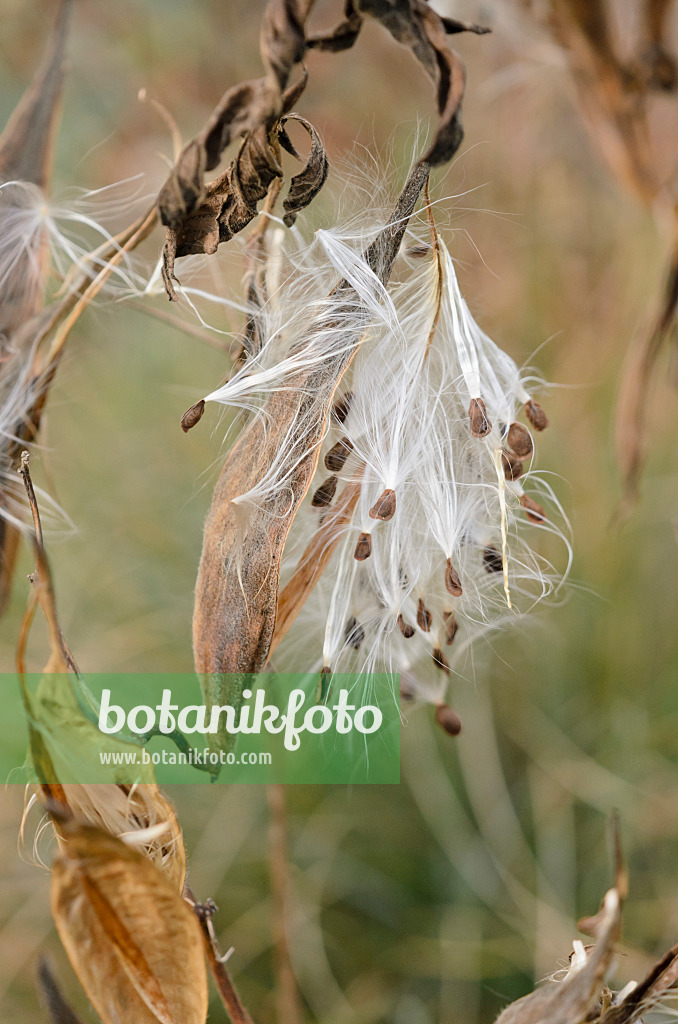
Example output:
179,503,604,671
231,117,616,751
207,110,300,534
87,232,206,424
524,399,549,431
311,475,338,507
180,399,205,433
397,614,415,639
444,558,463,596
369,488,396,521
344,615,364,649
507,422,533,459
324,436,354,471
318,666,332,702
468,397,492,438
435,703,462,736
520,494,546,524
432,647,450,674
332,391,352,425
483,545,503,574
501,449,524,481
50,822,209,1024
416,598,432,632
443,610,458,645
354,532,372,561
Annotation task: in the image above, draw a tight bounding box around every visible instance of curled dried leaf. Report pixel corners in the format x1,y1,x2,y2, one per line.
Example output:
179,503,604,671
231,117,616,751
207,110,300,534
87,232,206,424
279,113,329,226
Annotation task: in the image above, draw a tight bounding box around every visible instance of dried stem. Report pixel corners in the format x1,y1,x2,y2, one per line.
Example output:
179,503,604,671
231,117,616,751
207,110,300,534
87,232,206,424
267,784,302,1024
188,891,255,1024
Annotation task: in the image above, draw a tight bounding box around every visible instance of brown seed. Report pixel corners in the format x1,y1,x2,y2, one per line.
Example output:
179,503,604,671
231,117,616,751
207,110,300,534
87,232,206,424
406,243,431,258
520,494,546,524
344,615,364,649
483,545,503,574
180,399,205,433
311,475,338,507
332,392,352,425
444,558,463,596
507,422,533,459
501,449,524,481
435,703,462,736
325,436,353,471
468,397,492,438
369,488,396,521
416,598,432,632
354,532,372,561
397,614,415,639
318,666,332,703
443,610,458,645
524,399,549,431
432,647,450,674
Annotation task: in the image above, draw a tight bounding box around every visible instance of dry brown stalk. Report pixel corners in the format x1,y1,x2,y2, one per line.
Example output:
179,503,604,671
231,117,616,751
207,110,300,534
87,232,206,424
267,784,302,1024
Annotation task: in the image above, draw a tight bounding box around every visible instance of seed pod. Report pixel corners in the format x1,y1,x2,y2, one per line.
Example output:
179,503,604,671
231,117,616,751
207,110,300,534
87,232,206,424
354,532,372,561
507,422,533,459
369,488,396,521
344,615,364,649
501,449,524,481
524,399,549,431
332,392,352,425
397,614,415,639
444,558,463,596
416,598,432,632
483,545,503,574
435,703,462,736
180,399,205,433
443,610,458,644
50,822,209,1024
520,494,546,524
468,397,492,438
318,666,332,703
311,475,338,507
432,647,450,674
324,436,353,471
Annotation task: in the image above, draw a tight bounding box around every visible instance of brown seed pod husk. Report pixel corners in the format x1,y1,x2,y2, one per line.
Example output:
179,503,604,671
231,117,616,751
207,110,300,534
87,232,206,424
444,558,462,596
501,449,524,481
483,545,503,574
468,397,492,437
416,598,432,632
50,822,208,1024
354,532,372,561
369,488,396,521
435,703,462,736
324,436,354,471
311,475,338,508
180,399,206,433
432,647,450,674
507,421,533,459
331,391,352,424
520,494,546,524
397,614,415,639
344,615,364,649
443,610,458,645
524,399,549,431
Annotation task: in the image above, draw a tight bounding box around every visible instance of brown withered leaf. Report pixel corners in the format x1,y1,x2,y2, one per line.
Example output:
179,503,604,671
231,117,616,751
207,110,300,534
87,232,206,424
194,162,432,720
306,0,363,52
278,113,329,226
51,821,208,1024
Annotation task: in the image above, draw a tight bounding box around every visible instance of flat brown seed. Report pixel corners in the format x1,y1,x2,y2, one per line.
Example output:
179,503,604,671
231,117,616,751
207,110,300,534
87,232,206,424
444,558,463,596
468,397,492,438
520,494,546,524
443,610,458,645
369,488,396,521
417,598,432,632
524,399,549,431
332,392,352,425
406,243,431,258
344,615,364,649
432,647,450,674
435,703,462,736
397,614,415,639
501,449,524,481
507,422,533,459
180,399,205,432
354,532,372,561
325,436,354,471
311,475,338,507
483,545,503,574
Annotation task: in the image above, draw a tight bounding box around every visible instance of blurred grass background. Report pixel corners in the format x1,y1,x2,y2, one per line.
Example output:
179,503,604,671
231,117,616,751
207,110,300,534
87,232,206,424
1,1,678,1021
